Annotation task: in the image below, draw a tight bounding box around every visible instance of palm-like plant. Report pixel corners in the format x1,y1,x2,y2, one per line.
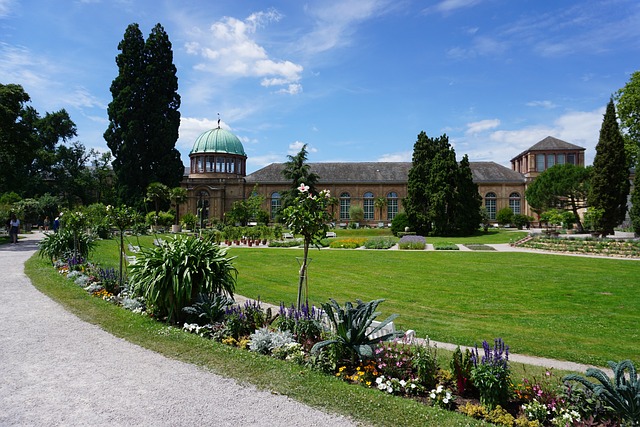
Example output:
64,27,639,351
374,196,387,222
38,228,95,263
129,234,237,324
311,298,402,365
169,187,188,226
564,360,640,426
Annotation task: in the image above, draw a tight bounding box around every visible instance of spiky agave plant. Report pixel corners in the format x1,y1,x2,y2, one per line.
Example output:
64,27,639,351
311,298,402,366
564,360,640,426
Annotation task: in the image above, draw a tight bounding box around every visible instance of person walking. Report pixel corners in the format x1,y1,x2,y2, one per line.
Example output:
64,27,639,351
9,213,20,243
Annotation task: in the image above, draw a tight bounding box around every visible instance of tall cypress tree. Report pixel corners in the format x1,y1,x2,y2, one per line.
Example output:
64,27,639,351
405,131,435,235
454,154,482,235
588,99,630,235
104,23,182,206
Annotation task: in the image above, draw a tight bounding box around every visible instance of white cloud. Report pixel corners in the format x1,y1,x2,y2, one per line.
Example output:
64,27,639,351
288,140,317,155
185,9,303,94
526,100,557,109
178,116,227,149
378,151,412,162
0,0,14,17
424,0,483,15
297,0,394,54
247,153,285,171
466,118,500,135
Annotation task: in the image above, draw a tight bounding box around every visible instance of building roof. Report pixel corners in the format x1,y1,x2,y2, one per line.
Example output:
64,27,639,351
246,161,524,184
189,127,246,156
511,136,585,161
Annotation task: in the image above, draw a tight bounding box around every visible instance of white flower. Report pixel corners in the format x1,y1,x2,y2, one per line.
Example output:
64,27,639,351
429,392,436,399
436,385,443,393
386,386,393,393
375,377,383,384
443,398,449,404
297,183,310,193
399,380,406,387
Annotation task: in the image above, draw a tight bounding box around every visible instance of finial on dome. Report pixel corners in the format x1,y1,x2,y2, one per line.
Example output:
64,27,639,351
217,113,221,129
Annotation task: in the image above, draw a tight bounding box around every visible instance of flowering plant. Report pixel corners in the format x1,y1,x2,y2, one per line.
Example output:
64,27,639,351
280,184,332,309
398,235,426,250
429,385,455,409
375,375,422,395
470,338,511,410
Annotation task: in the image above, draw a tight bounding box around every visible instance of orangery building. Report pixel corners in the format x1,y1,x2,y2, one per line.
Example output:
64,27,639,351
181,126,586,226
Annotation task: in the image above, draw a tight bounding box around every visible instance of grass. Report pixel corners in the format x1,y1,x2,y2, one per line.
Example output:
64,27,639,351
24,254,488,427
226,249,638,368
89,234,639,367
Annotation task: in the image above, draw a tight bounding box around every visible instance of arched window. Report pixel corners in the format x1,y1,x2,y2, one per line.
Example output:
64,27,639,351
270,192,280,220
363,192,374,220
340,192,351,220
485,192,497,220
387,192,398,220
197,190,210,226
509,192,521,215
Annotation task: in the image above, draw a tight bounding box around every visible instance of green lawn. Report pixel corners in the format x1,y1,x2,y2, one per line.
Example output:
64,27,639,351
91,234,638,367
227,248,637,367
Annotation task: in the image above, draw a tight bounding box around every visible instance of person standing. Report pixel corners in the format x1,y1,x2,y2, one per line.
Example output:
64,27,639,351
43,216,50,231
53,216,60,233
9,213,20,244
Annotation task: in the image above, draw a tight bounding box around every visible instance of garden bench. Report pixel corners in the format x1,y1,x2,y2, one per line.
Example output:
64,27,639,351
122,251,136,265
377,222,384,228
283,233,294,240
127,243,140,253
325,231,337,238
366,320,416,342
339,223,347,229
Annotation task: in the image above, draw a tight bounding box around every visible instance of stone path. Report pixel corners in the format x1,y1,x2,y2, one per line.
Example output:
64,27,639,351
0,233,355,426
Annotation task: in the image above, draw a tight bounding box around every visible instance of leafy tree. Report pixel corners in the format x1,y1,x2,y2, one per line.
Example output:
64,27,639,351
226,186,265,226
614,71,640,167
280,184,331,309
145,182,170,224
104,23,183,207
281,144,319,208
496,207,514,226
588,100,630,235
169,187,188,226
405,132,476,236
390,211,408,236
525,163,591,232
630,173,640,236
0,84,78,197
374,197,387,221
348,205,364,224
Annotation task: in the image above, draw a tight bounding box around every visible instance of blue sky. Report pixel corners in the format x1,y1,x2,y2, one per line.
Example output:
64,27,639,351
2,0,639,173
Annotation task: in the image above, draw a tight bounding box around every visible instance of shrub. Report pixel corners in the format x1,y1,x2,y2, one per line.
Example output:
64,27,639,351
329,238,366,249
363,236,398,249
398,235,426,250
374,341,414,381
496,207,514,226
274,303,323,349
268,239,303,247
96,267,119,294
390,212,408,236
433,243,458,250
348,206,365,224
38,228,95,263
129,234,237,323
180,212,197,230
470,338,511,410
564,359,640,425
311,298,402,367
248,327,295,355
182,293,233,326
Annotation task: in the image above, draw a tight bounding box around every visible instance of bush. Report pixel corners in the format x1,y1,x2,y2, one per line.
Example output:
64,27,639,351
496,207,514,226
348,206,365,224
181,212,197,230
363,236,398,249
433,243,458,250
329,238,366,249
129,234,237,323
398,235,426,250
38,228,95,262
391,212,409,236
248,327,295,355
274,303,323,349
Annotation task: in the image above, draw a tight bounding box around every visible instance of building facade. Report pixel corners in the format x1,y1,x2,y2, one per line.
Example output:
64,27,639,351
182,129,586,226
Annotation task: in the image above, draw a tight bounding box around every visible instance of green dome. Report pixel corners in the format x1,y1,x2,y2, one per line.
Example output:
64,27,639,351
190,127,246,156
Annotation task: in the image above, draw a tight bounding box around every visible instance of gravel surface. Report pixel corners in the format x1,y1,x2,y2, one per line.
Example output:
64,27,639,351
0,234,356,427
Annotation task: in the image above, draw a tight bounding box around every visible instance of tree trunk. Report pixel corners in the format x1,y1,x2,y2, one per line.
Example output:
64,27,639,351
297,240,310,310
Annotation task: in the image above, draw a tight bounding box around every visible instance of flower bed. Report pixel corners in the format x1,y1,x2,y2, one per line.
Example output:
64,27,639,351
329,238,367,249
520,236,640,258
398,235,426,250
433,243,459,250
463,244,496,251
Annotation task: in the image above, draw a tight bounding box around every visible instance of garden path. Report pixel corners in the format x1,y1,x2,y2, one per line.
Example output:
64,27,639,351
0,232,356,427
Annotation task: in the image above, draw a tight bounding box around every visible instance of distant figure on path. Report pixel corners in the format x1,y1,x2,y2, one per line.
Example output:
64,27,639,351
9,213,20,243
43,216,50,231
53,216,60,233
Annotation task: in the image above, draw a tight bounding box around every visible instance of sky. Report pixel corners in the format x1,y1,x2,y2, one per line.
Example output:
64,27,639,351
1,0,639,173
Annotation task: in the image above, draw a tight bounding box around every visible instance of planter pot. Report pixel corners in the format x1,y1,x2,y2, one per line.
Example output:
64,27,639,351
171,224,181,233
248,241,253,247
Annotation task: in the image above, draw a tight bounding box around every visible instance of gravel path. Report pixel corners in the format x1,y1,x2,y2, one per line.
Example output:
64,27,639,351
0,234,356,427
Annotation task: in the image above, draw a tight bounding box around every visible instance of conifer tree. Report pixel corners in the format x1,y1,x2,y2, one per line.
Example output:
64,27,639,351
281,144,319,208
588,99,630,235
105,23,182,206
630,172,640,235
405,132,476,236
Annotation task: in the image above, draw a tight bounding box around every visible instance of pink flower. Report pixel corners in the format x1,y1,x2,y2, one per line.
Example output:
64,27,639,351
297,183,310,193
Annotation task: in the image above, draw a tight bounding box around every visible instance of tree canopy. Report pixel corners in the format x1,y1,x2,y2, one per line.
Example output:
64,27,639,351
614,70,640,167
405,132,480,236
588,99,630,235
104,23,183,207
525,163,591,232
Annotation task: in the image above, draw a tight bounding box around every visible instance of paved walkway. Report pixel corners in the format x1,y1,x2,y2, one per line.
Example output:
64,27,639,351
0,233,354,426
